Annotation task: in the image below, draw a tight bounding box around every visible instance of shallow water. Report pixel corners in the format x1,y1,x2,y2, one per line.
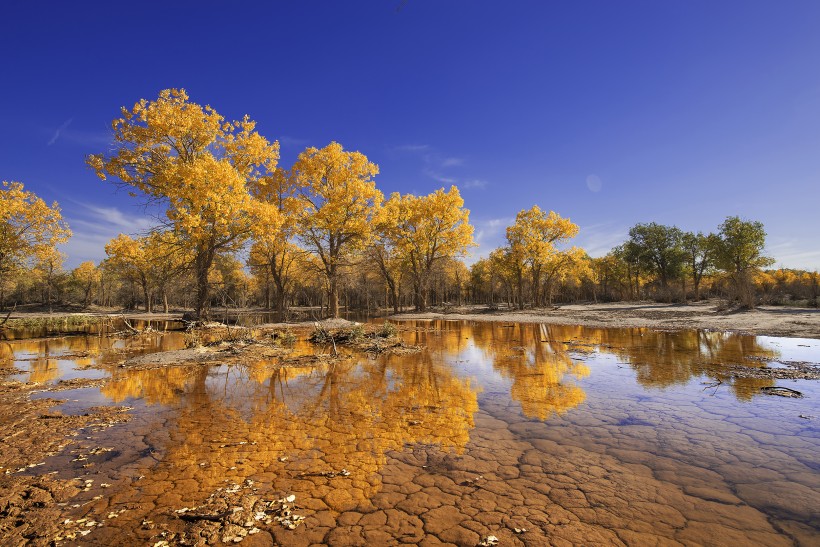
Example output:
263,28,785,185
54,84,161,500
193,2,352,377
2,321,818,545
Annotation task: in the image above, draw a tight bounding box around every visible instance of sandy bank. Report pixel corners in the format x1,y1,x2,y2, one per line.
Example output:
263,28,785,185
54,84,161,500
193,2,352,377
390,301,820,339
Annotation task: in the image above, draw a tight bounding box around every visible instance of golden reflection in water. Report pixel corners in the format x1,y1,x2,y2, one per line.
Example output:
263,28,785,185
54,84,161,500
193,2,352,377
597,329,779,400
103,367,199,405
468,322,589,420
112,350,479,511
4,332,186,384
6,337,104,383
0,341,13,365
402,320,784,408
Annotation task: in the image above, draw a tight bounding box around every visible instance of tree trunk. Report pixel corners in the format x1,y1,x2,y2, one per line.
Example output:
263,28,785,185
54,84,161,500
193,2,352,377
388,281,399,314
194,248,215,320
516,268,524,310
531,267,540,308
328,275,339,318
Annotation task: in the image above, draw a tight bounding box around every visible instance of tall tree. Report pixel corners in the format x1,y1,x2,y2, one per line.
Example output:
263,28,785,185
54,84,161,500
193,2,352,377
626,222,685,296
505,206,578,308
105,232,188,313
714,216,773,308
0,181,71,279
377,186,475,311
366,241,405,313
72,261,100,307
250,167,304,315
88,88,279,319
292,142,382,318
681,231,718,301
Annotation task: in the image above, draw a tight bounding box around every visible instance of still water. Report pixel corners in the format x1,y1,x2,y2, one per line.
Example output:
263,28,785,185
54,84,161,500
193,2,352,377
2,320,818,545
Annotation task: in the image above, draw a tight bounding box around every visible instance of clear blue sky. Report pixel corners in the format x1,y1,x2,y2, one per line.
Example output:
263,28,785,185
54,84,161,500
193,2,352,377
2,1,819,269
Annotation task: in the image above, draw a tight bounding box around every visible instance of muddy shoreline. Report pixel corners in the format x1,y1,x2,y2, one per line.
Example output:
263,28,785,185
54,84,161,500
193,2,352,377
4,300,820,340
390,301,820,339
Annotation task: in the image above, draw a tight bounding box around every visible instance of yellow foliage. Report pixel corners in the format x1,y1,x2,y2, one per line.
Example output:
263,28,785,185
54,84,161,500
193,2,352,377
0,181,71,276
506,205,578,267
293,142,382,258
88,89,280,316
376,186,475,310
72,261,100,285
291,142,383,315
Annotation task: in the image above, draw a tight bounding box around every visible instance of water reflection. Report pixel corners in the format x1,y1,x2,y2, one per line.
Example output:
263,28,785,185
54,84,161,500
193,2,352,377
98,348,479,512
467,323,589,420
4,332,185,384
6,319,818,545
0,318,183,340
596,328,779,399
401,321,784,405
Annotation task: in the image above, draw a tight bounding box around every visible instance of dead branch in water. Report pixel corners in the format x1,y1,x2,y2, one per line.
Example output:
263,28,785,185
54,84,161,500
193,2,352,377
120,315,140,334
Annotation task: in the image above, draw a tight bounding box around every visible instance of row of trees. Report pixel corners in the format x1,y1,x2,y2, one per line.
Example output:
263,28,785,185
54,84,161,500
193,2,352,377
6,89,476,318
3,174,818,313
593,218,775,307
2,89,817,315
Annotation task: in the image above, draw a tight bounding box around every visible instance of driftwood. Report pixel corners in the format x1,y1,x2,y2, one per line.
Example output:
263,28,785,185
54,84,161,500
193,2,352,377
759,386,803,398
120,315,140,334
177,510,232,522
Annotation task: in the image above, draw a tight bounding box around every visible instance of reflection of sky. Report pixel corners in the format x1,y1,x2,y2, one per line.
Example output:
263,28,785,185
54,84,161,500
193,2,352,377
11,359,107,384
31,387,111,414
755,337,820,362
444,342,496,376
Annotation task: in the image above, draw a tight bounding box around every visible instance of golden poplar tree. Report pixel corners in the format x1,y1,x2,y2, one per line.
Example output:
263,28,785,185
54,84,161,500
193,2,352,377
105,231,188,313
291,142,382,317
71,261,100,307
87,89,279,318
377,186,474,311
505,206,579,308
249,167,306,315
0,181,71,278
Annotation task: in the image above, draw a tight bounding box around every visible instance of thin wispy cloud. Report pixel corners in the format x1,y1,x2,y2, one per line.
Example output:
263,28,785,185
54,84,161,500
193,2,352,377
279,135,310,148
392,144,431,152
766,240,820,270
575,222,628,258
78,204,156,232
394,143,489,191
422,168,457,185
60,202,160,267
47,118,73,146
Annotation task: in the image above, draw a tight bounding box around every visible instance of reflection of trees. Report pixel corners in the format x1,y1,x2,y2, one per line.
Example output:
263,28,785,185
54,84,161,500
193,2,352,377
2,333,185,384
104,350,478,510
466,322,589,420
103,366,200,405
4,337,105,383
406,319,782,407
599,329,779,400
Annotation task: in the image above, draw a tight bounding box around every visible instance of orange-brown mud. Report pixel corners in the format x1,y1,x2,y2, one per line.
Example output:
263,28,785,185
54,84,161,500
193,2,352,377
0,320,818,545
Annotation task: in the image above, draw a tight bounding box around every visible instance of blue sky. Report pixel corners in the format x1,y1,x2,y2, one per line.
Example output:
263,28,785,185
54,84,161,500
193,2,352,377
2,1,819,269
